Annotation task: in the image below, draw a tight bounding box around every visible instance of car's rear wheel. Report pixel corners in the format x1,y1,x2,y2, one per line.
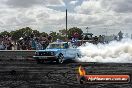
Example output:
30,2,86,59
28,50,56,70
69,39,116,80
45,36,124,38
57,54,64,64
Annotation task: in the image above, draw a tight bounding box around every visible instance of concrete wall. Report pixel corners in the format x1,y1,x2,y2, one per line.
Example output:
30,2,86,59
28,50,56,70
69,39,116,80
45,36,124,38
0,50,36,60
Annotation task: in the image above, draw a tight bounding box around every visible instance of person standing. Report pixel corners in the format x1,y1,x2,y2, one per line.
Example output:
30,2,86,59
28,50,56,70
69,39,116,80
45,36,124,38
118,31,123,41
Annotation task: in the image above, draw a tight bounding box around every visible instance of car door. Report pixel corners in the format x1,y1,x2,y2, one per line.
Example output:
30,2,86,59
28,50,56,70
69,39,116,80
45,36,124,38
65,47,77,59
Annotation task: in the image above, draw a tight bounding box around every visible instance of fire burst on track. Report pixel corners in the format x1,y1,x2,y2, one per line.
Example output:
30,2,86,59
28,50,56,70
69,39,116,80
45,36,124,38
77,65,130,84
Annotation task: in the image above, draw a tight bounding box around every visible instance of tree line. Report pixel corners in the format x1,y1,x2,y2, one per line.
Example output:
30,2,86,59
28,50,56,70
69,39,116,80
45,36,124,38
0,27,83,41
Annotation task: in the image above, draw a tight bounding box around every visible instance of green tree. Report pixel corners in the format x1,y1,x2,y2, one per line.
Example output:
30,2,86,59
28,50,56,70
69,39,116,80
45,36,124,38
11,30,22,40
0,31,11,37
68,27,83,39
11,27,33,40
58,29,67,41
40,32,48,37
32,30,40,37
59,29,67,36
23,27,32,36
49,32,58,41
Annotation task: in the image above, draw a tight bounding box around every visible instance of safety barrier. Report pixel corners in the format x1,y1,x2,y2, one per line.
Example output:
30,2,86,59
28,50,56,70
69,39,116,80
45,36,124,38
0,50,36,60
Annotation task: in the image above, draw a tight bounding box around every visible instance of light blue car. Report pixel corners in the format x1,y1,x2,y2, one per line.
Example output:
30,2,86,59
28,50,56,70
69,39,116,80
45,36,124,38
33,42,80,64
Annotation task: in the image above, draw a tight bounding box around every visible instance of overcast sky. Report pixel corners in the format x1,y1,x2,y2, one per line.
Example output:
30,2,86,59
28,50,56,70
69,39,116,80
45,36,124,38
0,0,132,36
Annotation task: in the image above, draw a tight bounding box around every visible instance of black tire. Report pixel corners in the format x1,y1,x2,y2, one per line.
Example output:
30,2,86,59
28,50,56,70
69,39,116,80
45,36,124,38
56,54,64,64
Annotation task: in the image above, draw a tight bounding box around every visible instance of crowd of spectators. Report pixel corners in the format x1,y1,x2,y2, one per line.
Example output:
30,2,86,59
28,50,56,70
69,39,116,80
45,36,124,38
0,35,52,50
0,32,110,50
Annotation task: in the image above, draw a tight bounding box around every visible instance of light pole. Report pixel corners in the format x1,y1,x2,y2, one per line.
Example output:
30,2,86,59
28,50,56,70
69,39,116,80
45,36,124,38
86,27,89,33
66,9,68,38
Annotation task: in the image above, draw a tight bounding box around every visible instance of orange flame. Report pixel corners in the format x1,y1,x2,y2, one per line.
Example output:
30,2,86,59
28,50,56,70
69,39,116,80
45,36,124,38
78,65,86,76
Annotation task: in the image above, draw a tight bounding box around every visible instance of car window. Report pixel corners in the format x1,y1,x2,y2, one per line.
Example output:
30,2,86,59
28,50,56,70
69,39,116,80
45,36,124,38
47,44,63,49
63,43,69,49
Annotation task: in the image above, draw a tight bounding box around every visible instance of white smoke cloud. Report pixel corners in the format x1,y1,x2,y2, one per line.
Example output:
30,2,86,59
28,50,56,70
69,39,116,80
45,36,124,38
77,38,132,63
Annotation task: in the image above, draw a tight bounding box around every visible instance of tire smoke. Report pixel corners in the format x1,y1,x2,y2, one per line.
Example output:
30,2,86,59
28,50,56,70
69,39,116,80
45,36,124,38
77,38,132,63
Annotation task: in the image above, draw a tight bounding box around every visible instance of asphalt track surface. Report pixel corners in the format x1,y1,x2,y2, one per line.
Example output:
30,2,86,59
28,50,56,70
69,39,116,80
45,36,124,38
0,60,132,88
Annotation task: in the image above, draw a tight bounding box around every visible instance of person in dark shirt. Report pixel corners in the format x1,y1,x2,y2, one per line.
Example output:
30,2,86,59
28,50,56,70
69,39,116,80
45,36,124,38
118,31,123,41
7,42,13,50
93,36,98,44
48,35,52,43
22,43,26,50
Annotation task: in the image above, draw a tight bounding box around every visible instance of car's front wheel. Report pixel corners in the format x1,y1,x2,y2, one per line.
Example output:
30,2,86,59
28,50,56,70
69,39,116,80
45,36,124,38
57,54,64,64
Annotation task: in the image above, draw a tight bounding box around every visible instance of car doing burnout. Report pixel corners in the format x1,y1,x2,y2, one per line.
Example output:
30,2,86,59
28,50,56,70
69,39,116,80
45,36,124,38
33,42,80,64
